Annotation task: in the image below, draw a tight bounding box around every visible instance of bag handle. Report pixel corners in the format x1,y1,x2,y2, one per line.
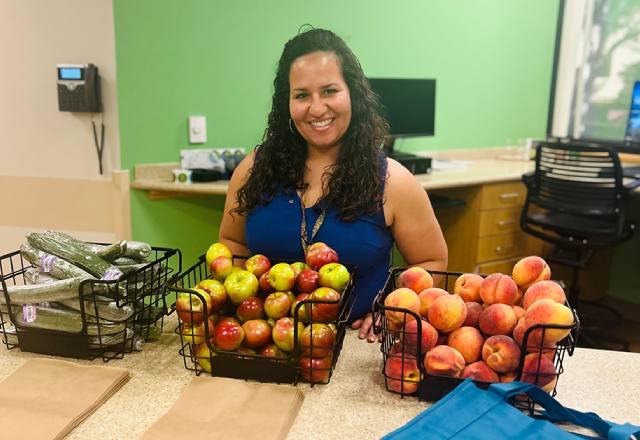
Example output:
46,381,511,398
490,382,640,440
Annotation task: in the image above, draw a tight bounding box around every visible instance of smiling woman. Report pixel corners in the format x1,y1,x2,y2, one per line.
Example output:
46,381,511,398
219,28,448,342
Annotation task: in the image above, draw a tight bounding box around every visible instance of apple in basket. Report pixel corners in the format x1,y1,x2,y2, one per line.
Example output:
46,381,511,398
272,317,304,352
209,255,234,281
236,296,265,322
241,319,272,348
176,288,212,324
205,242,233,271
268,263,296,291
224,270,259,305
244,254,271,278
296,269,320,293
309,287,341,322
195,343,215,373
197,278,227,312
305,242,339,270
181,317,215,346
264,292,293,320
290,261,310,278
214,319,245,351
300,355,333,383
318,263,350,292
259,343,287,358
299,323,336,358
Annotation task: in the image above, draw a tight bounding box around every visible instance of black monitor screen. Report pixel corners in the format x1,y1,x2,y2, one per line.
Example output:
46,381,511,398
368,78,436,137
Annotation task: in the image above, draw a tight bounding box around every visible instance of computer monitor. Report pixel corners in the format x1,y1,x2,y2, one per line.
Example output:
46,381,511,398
367,78,436,153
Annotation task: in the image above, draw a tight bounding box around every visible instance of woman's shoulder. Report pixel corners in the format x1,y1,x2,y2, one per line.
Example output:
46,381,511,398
384,157,418,193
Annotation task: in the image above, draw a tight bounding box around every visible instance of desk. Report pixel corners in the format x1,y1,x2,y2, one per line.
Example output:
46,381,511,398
131,148,634,296
0,316,638,439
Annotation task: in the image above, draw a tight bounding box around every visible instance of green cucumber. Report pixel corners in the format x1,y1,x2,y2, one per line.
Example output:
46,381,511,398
0,277,84,305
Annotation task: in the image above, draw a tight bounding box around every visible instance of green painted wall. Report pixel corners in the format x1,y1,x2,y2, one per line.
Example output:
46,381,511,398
113,0,559,266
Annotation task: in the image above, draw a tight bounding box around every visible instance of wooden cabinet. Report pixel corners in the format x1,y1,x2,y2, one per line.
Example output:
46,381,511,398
432,181,542,274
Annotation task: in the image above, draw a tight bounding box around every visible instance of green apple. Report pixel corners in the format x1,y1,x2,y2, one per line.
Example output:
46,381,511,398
205,242,232,269
318,263,350,292
268,263,295,291
223,270,259,305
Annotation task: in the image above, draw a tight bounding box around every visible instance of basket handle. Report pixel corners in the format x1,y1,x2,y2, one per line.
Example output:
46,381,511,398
490,381,640,440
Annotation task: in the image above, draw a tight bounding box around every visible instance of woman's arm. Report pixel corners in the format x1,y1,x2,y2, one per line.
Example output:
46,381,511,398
352,158,448,342
385,158,448,272
218,152,255,256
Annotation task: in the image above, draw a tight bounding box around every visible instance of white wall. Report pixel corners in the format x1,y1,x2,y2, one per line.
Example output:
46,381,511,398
0,0,127,252
0,0,120,178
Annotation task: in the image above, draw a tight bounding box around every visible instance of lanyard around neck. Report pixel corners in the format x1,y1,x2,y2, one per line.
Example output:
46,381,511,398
299,194,327,254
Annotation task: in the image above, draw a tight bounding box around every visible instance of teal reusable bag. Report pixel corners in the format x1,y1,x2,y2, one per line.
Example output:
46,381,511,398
383,379,640,440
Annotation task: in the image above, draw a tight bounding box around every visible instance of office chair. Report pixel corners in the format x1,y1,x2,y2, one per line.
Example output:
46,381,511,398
520,142,640,351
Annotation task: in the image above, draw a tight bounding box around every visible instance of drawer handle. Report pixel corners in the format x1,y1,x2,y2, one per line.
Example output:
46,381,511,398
494,245,514,255
499,192,520,201
497,219,515,229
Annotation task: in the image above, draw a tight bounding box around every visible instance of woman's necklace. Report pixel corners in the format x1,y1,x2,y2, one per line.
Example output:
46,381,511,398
299,189,327,253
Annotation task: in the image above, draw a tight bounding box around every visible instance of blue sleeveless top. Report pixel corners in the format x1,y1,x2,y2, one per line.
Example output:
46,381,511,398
245,186,393,321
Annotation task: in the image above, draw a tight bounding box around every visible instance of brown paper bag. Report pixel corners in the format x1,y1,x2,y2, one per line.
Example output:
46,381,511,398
0,358,129,440
142,376,304,440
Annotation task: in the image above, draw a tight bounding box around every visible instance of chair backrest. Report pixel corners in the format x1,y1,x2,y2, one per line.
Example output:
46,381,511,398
521,142,632,248
531,142,624,217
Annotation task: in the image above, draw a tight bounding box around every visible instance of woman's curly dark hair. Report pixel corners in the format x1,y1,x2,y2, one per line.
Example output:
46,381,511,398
233,28,389,221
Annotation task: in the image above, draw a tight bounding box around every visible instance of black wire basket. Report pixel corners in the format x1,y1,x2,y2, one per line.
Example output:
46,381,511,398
0,245,181,361
168,254,356,385
372,267,579,413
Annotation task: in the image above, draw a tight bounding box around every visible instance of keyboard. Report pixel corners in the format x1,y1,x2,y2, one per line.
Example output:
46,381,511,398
623,165,640,178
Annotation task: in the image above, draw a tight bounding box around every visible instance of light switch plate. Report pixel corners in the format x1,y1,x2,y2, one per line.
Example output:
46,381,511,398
188,116,207,143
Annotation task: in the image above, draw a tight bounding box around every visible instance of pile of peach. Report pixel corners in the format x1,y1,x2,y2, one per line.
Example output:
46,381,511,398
383,256,575,395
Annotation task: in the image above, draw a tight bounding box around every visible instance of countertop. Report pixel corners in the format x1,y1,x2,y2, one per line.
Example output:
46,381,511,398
0,314,639,439
131,148,537,198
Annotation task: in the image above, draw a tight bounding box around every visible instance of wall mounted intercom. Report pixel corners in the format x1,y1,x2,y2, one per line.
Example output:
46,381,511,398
57,63,102,112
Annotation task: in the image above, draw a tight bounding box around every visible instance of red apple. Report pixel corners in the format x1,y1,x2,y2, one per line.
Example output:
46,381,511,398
264,292,292,320
318,263,350,292
268,263,296,291
175,289,212,324
259,271,273,294
299,323,336,358
259,343,287,358
290,261,310,278
384,354,420,394
244,254,271,278
236,296,265,322
209,255,234,281
197,279,227,312
305,242,339,270
309,287,341,322
300,355,333,383
205,242,232,270
295,268,320,293
291,293,311,321
241,319,272,348
272,317,304,352
214,319,244,351
223,270,259,304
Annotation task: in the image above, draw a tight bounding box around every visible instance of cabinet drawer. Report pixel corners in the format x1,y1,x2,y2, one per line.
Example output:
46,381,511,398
480,182,525,210
476,232,527,263
476,257,523,276
478,207,521,237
